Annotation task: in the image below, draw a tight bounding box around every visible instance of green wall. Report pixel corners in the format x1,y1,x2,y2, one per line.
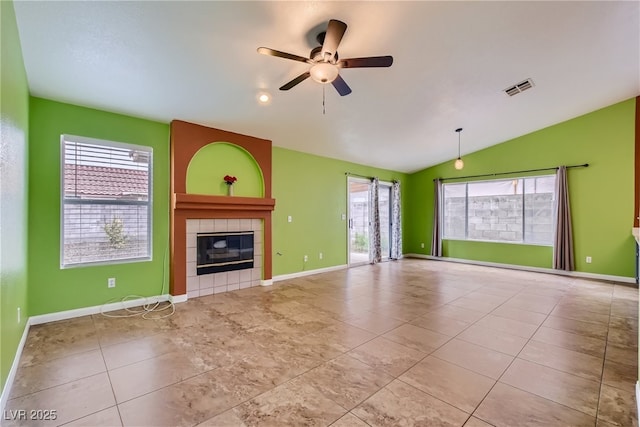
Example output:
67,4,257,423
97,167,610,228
0,0,30,396
186,142,263,197
272,147,408,276
407,99,636,278
442,240,552,269
28,98,170,315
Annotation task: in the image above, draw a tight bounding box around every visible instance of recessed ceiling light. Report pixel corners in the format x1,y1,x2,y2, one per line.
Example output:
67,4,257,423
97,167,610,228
257,93,271,105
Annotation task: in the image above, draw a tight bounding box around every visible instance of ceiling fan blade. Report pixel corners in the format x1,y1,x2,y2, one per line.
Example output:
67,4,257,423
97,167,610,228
257,47,311,64
338,56,394,68
321,19,347,59
279,72,311,90
331,74,352,96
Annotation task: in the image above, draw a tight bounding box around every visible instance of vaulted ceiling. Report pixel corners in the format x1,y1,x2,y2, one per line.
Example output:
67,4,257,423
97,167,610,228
13,1,640,172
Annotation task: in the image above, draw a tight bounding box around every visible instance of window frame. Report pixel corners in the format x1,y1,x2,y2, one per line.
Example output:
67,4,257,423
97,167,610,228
60,134,153,268
346,177,395,264
441,174,556,247
378,181,393,260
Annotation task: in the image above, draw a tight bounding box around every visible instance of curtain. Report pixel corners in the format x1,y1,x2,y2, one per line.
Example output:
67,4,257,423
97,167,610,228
553,166,575,270
369,177,382,264
390,181,403,260
431,179,443,257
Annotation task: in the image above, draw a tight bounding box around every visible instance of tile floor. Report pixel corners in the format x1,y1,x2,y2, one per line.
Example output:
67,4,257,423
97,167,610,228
4,259,639,426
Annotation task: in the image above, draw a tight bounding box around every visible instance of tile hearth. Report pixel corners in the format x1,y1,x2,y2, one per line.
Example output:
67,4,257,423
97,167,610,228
4,259,639,426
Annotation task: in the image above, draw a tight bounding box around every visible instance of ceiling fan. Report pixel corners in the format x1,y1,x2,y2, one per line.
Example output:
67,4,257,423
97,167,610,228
257,19,393,96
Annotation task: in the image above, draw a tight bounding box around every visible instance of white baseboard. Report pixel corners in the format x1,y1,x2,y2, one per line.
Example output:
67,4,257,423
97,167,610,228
169,294,188,304
260,279,273,287
563,270,637,284
273,264,348,282
637,382,640,423
29,294,172,326
404,254,636,284
1,319,31,413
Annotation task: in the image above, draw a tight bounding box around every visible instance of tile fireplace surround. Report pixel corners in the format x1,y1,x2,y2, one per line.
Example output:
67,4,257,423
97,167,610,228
186,218,264,298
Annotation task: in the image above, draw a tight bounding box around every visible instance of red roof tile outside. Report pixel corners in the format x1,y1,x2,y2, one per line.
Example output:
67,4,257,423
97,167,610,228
64,164,148,199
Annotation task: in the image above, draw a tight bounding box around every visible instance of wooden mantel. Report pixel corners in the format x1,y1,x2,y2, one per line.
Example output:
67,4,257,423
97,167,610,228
173,193,276,212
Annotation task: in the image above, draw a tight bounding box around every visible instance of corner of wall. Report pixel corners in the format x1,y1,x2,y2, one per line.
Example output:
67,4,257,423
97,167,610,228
0,0,31,401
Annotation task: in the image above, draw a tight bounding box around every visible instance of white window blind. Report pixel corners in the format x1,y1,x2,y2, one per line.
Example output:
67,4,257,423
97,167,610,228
61,135,152,267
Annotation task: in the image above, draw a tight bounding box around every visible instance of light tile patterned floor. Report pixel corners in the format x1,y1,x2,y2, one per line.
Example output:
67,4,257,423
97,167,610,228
4,259,639,426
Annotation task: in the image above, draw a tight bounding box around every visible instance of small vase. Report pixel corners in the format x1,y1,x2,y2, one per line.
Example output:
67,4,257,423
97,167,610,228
227,183,234,196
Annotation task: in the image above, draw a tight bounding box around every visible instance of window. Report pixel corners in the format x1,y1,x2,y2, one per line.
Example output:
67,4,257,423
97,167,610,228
61,135,152,267
442,175,556,245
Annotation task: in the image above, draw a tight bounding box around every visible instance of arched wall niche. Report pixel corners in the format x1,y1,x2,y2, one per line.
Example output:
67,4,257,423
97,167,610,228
170,120,275,297
186,142,264,197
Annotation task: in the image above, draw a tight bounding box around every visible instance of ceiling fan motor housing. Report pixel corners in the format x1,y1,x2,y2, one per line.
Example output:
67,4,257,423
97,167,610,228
310,46,337,63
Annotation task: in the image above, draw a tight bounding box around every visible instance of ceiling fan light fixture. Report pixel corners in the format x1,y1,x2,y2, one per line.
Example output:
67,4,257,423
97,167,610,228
310,62,339,84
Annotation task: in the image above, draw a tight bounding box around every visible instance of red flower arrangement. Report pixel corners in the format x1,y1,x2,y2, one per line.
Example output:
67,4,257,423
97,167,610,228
223,175,237,185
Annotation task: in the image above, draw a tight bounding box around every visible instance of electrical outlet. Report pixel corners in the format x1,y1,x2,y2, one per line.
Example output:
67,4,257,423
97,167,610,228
341,213,346,220
287,215,292,223
319,252,323,260
420,243,425,248
17,307,21,324
586,256,592,264
108,277,116,288
303,255,308,262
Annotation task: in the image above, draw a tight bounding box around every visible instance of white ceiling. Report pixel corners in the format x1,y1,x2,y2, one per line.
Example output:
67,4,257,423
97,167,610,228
13,1,640,173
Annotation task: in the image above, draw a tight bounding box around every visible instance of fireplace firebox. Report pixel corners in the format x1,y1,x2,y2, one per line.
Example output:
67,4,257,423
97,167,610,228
196,231,254,275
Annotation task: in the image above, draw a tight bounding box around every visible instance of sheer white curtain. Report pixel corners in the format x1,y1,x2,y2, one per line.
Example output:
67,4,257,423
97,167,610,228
390,181,403,260
369,178,382,264
431,179,443,257
553,166,575,270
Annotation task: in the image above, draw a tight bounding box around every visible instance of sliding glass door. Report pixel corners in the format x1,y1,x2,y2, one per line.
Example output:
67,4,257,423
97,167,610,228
347,177,392,266
348,178,370,265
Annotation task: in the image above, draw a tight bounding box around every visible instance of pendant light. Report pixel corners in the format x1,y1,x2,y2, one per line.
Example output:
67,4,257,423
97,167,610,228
454,128,464,170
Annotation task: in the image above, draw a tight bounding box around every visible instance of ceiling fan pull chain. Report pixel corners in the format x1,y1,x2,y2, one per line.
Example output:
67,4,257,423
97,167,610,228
323,85,326,115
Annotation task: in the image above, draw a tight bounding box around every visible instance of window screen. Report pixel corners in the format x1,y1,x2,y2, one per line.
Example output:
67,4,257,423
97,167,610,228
61,135,152,267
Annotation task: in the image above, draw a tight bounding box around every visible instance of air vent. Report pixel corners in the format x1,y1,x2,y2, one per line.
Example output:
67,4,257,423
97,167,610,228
504,78,534,96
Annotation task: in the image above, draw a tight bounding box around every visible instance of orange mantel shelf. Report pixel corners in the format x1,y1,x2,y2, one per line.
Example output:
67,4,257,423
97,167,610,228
173,193,276,212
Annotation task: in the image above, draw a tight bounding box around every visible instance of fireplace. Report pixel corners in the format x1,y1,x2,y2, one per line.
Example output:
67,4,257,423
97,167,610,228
186,218,263,297
170,120,275,297
197,231,254,275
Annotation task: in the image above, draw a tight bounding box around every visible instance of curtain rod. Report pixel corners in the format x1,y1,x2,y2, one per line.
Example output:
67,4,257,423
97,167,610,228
435,163,589,182
345,172,399,184
345,172,374,180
